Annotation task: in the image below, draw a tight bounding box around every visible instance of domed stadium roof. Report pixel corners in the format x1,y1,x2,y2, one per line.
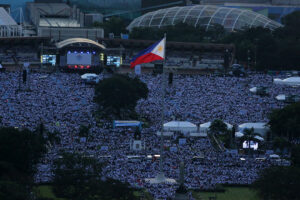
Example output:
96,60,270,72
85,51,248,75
127,5,282,31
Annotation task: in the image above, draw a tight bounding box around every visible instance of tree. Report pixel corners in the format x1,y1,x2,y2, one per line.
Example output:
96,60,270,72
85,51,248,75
273,137,291,153
222,27,278,70
277,10,300,41
209,119,228,135
291,145,300,167
94,17,128,36
130,22,211,43
0,181,29,200
252,166,300,200
94,74,148,118
52,152,138,200
0,126,50,199
209,119,233,148
78,124,91,138
268,102,300,140
0,127,47,182
240,128,260,155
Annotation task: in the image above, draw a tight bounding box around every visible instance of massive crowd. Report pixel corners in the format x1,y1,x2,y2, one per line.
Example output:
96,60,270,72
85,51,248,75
0,71,298,199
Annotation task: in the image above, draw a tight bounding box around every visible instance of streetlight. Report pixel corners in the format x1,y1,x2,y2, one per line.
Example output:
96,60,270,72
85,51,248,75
247,49,250,69
254,38,258,69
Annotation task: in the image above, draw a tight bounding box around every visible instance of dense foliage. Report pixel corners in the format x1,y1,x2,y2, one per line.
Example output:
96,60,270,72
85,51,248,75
52,153,138,200
0,127,49,199
94,74,148,118
130,22,225,43
209,119,228,135
252,166,300,200
268,102,300,140
291,145,300,167
94,17,128,37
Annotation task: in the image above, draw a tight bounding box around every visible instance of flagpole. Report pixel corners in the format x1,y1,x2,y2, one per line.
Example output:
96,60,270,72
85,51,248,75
159,33,167,180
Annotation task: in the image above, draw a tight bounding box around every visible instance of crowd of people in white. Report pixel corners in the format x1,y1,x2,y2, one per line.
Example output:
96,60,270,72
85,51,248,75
0,71,298,199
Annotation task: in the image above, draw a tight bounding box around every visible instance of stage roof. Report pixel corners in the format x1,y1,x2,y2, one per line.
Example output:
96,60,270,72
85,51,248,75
56,38,106,49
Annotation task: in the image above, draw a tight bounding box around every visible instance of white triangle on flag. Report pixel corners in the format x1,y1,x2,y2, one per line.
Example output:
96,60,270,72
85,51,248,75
151,37,166,59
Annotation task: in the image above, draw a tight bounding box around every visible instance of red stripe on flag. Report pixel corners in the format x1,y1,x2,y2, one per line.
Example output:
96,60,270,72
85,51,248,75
130,53,164,68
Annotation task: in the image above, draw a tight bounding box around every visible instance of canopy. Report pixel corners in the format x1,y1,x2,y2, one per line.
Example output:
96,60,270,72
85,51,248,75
254,135,264,141
156,131,174,136
113,120,142,129
163,121,197,133
200,121,233,133
81,73,98,80
235,132,244,138
274,77,300,87
190,132,207,137
275,94,286,101
269,154,280,158
238,122,269,137
249,87,257,93
56,38,106,49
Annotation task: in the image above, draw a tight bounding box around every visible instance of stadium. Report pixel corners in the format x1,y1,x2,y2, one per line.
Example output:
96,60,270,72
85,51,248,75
127,5,282,31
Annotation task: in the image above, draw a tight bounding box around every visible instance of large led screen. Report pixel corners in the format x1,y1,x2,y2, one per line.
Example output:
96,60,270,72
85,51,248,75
67,53,92,65
41,55,56,66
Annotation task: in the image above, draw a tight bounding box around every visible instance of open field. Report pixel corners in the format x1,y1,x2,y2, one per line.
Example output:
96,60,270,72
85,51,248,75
193,187,259,200
34,185,65,200
35,185,153,200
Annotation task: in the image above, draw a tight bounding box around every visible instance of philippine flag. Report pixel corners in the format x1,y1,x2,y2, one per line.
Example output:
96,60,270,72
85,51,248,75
130,37,166,68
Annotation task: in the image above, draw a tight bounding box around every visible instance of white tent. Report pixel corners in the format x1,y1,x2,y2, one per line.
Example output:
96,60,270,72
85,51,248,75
81,73,98,80
254,135,264,141
274,77,300,87
235,132,244,138
249,87,257,93
163,121,197,133
190,132,207,137
275,94,286,101
156,131,174,137
238,122,269,137
269,154,280,159
200,121,233,134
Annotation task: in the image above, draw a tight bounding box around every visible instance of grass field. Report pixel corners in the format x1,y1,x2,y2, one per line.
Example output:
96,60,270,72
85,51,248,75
193,187,259,200
35,185,258,200
34,185,65,200
35,185,153,200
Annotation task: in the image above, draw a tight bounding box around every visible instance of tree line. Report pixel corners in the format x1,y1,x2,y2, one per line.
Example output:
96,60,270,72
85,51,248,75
0,124,138,200
208,102,300,200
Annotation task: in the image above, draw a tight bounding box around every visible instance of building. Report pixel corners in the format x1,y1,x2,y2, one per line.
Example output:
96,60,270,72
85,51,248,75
198,0,300,22
0,7,23,37
26,0,104,41
127,5,282,32
199,0,300,6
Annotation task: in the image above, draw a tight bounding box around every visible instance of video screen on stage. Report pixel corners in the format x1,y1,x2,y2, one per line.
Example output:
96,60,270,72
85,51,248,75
107,55,121,67
41,55,56,66
67,52,92,65
243,141,258,150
